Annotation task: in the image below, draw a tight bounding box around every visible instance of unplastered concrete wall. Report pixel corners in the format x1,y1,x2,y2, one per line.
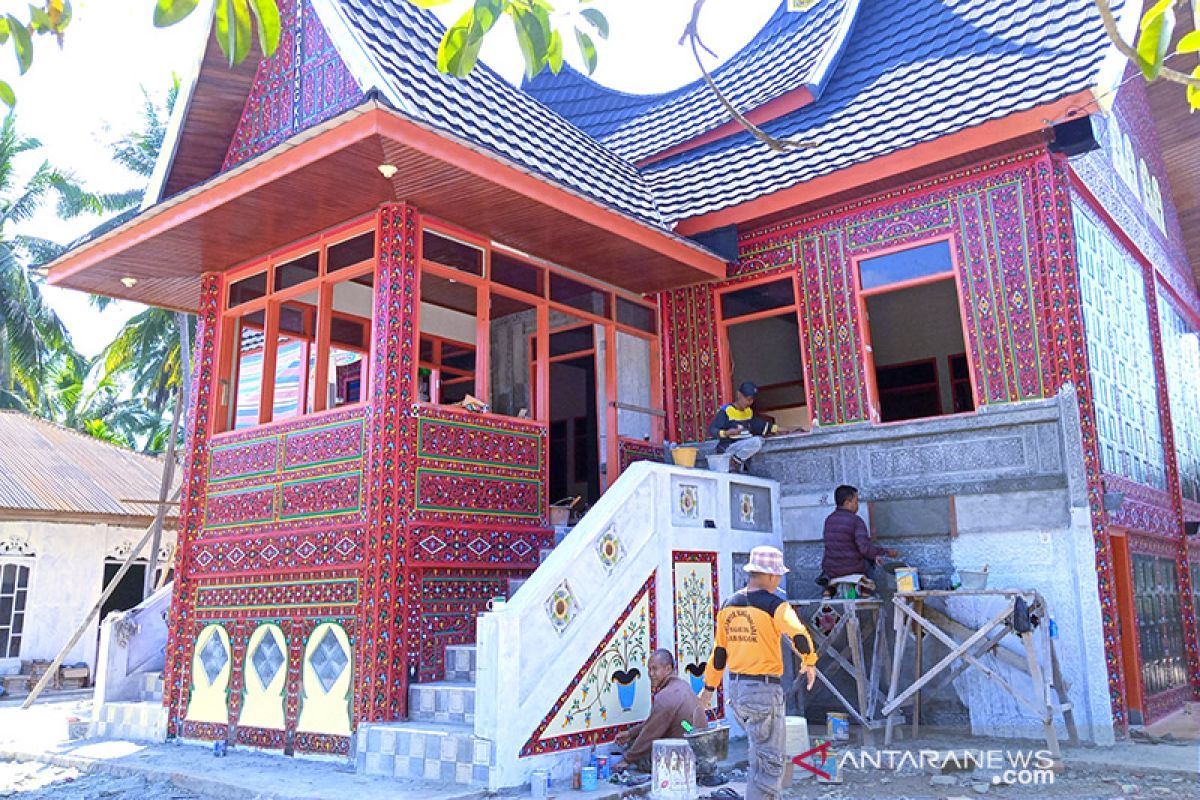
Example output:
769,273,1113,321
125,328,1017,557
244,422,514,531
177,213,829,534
0,520,175,675
753,389,1115,743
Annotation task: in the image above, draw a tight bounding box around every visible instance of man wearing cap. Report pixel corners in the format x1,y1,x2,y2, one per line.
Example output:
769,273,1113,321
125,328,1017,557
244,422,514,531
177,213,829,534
707,382,794,472
699,546,817,800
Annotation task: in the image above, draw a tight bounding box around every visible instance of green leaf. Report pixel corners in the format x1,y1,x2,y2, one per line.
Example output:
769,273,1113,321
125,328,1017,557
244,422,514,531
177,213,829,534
0,79,14,107
575,28,596,74
1135,5,1175,81
248,0,281,57
468,0,503,44
214,0,252,66
0,18,9,45
1189,66,1200,113
580,8,608,39
7,16,33,74
510,6,553,79
153,0,201,28
546,29,562,73
1178,30,1200,54
29,5,53,31
1139,0,1172,32
437,8,484,77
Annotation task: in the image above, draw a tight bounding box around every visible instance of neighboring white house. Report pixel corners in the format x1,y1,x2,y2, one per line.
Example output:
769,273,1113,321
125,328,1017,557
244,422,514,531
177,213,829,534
0,411,177,682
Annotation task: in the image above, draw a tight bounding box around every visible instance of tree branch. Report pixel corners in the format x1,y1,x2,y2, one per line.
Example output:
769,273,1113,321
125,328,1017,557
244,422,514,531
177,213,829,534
681,0,819,152
1094,0,1200,88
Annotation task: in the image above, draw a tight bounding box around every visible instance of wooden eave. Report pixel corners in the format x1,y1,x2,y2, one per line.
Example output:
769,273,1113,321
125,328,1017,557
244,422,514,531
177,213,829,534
45,104,726,311
1146,12,1200,284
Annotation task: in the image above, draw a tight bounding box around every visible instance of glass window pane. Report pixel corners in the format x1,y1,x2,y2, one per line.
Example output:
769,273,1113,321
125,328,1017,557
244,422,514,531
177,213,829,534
272,336,309,420
421,272,477,315
550,273,610,317
492,252,543,296
549,325,593,357
15,566,27,589
719,278,794,319
423,231,484,276
232,312,266,430
858,240,954,291
490,293,537,417
0,597,11,623
325,275,373,410
1,564,13,594
228,272,267,308
328,232,375,273
616,297,657,333
274,251,320,291
0,630,8,658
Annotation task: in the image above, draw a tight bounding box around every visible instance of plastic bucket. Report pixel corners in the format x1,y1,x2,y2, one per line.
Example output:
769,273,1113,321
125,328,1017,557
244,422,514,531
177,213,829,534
671,446,698,468
960,569,989,590
706,454,732,472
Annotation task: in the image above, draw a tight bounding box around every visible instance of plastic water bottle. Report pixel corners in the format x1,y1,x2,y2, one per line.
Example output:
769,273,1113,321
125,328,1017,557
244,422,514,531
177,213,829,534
1049,617,1059,639
950,570,962,590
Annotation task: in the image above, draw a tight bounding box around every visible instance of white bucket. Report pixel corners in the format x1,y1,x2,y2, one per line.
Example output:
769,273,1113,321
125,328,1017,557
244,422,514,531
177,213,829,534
783,716,810,787
706,454,732,472
960,569,989,590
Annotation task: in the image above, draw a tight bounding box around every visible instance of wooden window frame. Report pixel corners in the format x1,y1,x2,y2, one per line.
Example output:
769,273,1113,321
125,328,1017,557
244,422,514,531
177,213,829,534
851,235,980,424
714,274,813,417
216,216,376,434
417,216,664,487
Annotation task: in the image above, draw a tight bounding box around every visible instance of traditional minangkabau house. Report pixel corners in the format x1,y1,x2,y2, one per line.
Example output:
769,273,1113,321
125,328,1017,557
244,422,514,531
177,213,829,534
45,0,1199,787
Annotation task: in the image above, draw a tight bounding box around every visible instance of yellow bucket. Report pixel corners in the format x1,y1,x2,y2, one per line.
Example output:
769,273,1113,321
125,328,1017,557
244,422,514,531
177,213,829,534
671,446,698,468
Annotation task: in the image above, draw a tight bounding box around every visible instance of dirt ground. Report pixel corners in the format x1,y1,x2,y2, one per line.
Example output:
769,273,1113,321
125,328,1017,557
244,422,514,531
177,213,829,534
0,762,210,800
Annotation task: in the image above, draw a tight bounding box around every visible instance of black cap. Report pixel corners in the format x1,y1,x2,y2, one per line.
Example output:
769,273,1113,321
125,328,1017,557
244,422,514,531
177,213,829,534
738,381,758,398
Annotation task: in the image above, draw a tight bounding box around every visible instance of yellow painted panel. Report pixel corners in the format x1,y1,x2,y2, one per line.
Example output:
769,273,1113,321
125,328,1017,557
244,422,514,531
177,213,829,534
237,624,287,731
296,622,352,736
185,624,231,724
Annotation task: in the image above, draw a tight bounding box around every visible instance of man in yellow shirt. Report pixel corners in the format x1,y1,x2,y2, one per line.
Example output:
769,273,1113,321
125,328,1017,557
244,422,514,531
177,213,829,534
699,546,817,800
707,382,794,472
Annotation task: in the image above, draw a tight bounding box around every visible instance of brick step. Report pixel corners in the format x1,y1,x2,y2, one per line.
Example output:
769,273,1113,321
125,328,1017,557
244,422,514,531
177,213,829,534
141,671,164,702
357,721,492,786
409,681,476,725
443,645,476,683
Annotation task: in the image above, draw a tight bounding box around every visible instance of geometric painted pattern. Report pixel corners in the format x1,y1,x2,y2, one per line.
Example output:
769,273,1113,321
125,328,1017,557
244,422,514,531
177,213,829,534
1075,202,1167,490
199,631,229,685
310,627,350,692
252,631,285,689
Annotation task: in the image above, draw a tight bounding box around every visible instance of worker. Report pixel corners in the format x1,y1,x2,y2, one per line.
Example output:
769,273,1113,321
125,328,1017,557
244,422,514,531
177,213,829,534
820,485,897,589
610,649,707,773
707,382,795,472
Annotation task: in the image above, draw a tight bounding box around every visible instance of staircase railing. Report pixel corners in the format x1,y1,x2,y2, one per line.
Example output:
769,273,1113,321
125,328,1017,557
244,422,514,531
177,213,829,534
474,460,783,788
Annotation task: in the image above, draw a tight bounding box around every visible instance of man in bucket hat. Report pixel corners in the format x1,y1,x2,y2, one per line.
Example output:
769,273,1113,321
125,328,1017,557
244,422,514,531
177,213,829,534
699,546,817,800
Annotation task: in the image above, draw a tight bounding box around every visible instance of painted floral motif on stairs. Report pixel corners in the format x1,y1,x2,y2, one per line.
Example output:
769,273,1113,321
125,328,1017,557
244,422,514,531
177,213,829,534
521,573,656,755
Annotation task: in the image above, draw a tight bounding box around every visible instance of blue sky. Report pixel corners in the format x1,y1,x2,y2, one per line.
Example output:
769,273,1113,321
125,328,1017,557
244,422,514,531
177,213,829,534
10,0,778,357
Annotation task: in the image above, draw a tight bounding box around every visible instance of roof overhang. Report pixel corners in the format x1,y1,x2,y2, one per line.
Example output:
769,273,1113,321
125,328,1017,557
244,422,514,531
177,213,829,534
1146,11,1200,284
46,103,726,310
673,92,1093,236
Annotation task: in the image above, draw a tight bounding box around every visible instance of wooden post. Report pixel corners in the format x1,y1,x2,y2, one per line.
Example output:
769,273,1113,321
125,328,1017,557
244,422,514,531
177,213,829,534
846,607,872,744
144,390,184,599
912,598,924,738
884,598,909,744
22,485,183,709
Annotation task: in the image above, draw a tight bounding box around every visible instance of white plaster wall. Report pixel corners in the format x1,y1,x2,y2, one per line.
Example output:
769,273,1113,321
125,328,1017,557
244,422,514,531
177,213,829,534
946,506,1115,745
0,520,176,674
474,463,783,789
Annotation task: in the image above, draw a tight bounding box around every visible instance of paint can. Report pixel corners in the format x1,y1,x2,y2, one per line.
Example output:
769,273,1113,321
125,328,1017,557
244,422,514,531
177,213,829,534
581,765,598,791
597,755,610,780
895,567,920,593
826,712,849,741
529,769,551,798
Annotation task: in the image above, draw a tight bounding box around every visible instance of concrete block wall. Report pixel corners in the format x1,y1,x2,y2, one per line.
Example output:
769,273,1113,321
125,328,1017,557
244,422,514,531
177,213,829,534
754,390,1115,743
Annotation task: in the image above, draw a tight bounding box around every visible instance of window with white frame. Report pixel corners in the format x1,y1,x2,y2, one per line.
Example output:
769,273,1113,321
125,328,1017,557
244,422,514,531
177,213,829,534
0,560,32,658
1158,290,1200,503
1147,176,1166,232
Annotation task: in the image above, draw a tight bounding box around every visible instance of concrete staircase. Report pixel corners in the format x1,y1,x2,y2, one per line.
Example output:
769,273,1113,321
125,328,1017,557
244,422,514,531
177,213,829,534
355,534,563,786
92,671,168,742
356,644,493,785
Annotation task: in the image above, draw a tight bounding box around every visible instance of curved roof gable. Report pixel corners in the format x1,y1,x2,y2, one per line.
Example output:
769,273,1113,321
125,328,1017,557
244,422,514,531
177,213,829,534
522,0,860,163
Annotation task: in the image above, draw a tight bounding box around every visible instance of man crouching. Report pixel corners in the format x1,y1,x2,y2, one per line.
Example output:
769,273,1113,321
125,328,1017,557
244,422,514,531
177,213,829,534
611,649,707,772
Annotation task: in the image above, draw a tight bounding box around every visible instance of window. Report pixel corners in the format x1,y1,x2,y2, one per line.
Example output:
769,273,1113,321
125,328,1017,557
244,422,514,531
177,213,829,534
857,240,974,423
0,561,31,659
716,277,811,432
219,223,376,432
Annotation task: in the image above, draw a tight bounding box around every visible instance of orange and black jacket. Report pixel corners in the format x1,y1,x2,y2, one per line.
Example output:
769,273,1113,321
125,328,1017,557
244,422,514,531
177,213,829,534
703,588,817,690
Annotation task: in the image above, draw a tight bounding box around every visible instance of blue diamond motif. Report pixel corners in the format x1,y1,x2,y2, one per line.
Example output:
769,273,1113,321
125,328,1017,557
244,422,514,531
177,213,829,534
252,630,285,689
310,628,348,693
199,631,228,685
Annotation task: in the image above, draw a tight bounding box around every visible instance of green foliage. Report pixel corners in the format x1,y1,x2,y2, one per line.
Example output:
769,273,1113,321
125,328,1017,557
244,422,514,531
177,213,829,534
0,1,72,106
154,0,279,68
1136,0,1175,81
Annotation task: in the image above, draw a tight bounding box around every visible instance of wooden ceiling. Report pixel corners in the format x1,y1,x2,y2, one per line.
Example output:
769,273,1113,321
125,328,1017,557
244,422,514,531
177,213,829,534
1147,11,1200,284
46,108,726,311
162,36,261,200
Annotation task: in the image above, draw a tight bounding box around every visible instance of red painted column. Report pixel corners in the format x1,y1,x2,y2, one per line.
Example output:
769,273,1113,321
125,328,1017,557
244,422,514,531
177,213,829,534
162,272,223,735
357,203,420,722
1141,279,1200,699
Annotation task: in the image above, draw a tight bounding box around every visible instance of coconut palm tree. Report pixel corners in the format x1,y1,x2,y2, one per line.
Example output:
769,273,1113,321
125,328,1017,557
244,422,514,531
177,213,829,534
0,114,90,414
